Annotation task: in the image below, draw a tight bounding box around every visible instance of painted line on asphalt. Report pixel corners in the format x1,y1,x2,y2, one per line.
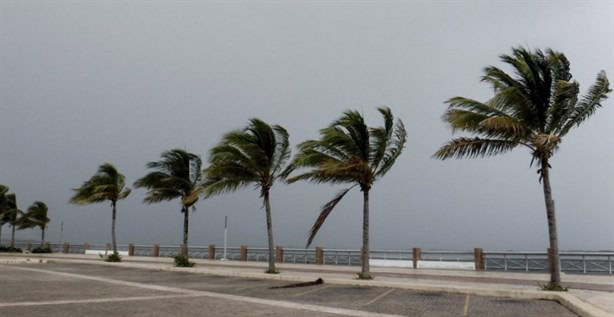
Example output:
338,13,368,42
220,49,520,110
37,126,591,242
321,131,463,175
363,289,395,307
234,283,273,292
1,265,404,317
0,294,203,308
293,285,332,297
463,294,471,316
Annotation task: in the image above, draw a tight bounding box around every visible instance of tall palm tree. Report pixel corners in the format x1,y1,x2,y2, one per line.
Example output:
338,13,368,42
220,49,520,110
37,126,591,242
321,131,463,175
286,107,407,279
18,202,51,247
2,193,23,248
434,47,611,287
134,149,204,256
70,163,131,254
204,118,291,273
0,185,9,245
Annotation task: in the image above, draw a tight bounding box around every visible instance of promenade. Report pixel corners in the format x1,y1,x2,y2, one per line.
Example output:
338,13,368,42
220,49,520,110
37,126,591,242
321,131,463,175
1,253,612,316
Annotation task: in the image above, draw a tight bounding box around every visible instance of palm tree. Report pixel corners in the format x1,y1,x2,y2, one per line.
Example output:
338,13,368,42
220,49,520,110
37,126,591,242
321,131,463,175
2,193,23,248
0,185,9,245
434,47,611,288
70,163,132,254
18,202,51,247
286,107,407,279
134,149,204,257
204,119,291,273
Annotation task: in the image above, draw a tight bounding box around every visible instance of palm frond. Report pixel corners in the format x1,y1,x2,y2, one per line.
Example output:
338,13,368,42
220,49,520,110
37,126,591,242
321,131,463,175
433,137,520,160
560,71,611,135
306,185,356,248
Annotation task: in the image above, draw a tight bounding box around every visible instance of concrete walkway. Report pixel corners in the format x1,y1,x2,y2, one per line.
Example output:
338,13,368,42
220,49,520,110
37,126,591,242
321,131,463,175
2,253,613,316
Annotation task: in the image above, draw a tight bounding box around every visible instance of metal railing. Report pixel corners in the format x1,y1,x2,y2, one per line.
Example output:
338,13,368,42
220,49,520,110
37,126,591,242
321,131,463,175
484,251,614,275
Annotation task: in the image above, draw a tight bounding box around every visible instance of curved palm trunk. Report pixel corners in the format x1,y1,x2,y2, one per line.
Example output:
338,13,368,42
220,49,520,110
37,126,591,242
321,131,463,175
183,206,189,257
0,224,3,246
111,201,118,254
359,189,371,279
40,227,45,247
541,158,561,285
263,190,276,273
10,224,16,248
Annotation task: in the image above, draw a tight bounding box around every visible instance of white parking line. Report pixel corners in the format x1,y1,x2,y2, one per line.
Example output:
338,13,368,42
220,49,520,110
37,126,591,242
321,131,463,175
363,289,395,307
463,294,471,316
2,265,404,317
292,285,332,297
0,294,203,308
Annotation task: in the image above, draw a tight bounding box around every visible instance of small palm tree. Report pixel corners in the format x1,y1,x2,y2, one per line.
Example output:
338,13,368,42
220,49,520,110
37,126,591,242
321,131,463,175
434,47,611,288
134,149,204,257
18,202,50,247
2,193,23,248
0,185,9,245
204,118,291,273
286,107,407,279
70,163,131,254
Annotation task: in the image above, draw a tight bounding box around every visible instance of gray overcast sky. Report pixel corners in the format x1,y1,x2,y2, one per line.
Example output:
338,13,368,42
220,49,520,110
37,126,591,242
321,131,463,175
1,1,612,251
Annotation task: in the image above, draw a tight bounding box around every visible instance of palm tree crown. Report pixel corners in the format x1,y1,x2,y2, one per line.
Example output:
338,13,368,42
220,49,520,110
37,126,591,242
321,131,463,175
287,107,407,246
434,47,610,165
433,46,611,287
134,149,203,256
2,192,23,248
70,163,131,205
18,201,50,231
204,118,291,273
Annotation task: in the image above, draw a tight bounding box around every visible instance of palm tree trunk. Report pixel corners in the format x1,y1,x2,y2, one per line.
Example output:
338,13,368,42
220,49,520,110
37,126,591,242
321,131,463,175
41,227,45,247
541,158,561,285
264,190,276,273
111,201,118,254
0,224,3,246
11,224,16,248
359,189,371,279
183,206,189,257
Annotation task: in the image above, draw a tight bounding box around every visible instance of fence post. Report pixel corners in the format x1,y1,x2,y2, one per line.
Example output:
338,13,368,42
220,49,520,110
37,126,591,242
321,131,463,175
128,244,135,256
547,248,555,274
105,243,112,253
63,243,70,254
153,244,160,257
315,247,324,265
179,244,187,256
240,245,248,261
412,248,422,269
44,242,51,250
276,246,284,263
208,244,216,260
474,248,484,271
84,243,90,254
26,241,32,251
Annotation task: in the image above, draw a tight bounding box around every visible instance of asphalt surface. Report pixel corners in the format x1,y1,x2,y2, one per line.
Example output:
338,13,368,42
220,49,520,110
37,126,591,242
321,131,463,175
0,262,578,316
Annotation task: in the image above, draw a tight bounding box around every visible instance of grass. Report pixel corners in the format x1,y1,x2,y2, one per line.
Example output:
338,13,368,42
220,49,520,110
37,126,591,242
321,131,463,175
104,252,122,262
174,254,195,267
0,246,22,253
540,281,568,292
31,246,53,253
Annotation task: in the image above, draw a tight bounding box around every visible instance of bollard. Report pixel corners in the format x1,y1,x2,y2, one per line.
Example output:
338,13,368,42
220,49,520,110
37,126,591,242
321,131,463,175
240,245,248,261
412,248,422,269
153,244,160,257
128,244,135,256
315,247,324,265
208,244,216,260
276,246,284,263
547,248,555,274
63,243,70,254
26,241,32,252
84,243,90,254
474,248,484,271
179,244,187,256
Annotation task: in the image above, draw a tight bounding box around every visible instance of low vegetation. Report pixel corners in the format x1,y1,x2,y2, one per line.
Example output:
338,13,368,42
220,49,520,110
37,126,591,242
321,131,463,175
104,252,122,262
0,246,22,253
174,254,195,267
31,246,53,253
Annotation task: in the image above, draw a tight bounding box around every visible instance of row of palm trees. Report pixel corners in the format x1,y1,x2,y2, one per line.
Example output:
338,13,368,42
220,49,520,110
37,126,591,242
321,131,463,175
0,185,51,248
7,47,610,288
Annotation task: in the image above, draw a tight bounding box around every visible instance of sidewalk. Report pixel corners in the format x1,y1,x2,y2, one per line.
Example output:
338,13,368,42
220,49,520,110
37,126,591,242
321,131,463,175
2,253,613,316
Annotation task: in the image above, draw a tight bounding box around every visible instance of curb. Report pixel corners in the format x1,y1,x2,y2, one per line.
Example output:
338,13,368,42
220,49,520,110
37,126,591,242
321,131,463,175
4,256,611,317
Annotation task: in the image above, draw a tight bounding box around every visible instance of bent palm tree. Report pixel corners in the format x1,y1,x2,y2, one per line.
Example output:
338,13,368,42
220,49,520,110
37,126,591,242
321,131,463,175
18,202,51,247
286,107,407,279
204,118,291,273
134,149,203,257
434,47,611,287
2,193,23,248
0,185,8,245
70,163,131,254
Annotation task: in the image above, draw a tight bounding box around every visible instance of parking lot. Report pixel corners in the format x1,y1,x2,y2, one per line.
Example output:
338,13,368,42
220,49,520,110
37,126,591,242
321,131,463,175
0,262,578,316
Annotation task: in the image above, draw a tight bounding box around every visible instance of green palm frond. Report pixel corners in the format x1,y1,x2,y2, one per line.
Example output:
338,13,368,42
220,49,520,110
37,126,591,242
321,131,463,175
433,137,520,160
560,71,611,135
1,193,23,226
18,201,49,230
306,185,356,248
70,163,131,205
204,118,291,198
135,149,203,207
